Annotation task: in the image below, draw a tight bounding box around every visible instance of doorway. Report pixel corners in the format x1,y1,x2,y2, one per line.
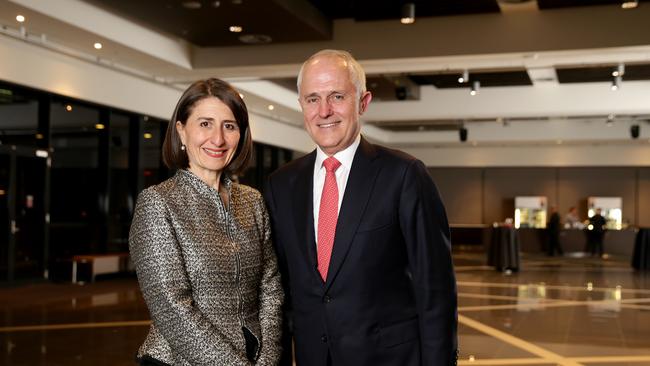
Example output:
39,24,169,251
0,145,49,283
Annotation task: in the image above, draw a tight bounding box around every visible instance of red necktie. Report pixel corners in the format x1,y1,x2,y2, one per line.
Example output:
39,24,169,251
317,157,341,281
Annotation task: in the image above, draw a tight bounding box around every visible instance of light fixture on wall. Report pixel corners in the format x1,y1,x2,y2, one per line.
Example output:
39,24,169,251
470,80,480,96
621,0,638,9
401,3,415,24
611,75,621,91
458,69,469,83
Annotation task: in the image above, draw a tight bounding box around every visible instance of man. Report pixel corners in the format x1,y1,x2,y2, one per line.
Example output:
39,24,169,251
588,208,607,257
565,206,581,229
546,206,563,256
264,49,457,366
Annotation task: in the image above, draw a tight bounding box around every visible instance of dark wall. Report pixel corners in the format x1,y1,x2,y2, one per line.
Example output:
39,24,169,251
557,168,637,225
428,166,650,228
483,168,557,225
428,168,483,225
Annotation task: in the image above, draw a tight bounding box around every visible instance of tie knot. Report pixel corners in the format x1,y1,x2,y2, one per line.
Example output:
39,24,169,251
323,157,341,173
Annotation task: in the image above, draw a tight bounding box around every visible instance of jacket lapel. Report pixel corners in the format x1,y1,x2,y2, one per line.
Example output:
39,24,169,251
291,151,321,281
325,138,380,289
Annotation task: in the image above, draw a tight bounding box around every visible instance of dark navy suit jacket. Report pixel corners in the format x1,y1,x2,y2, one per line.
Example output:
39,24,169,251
264,137,457,366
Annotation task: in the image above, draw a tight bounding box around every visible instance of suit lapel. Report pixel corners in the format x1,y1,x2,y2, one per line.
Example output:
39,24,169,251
325,138,380,289
291,151,321,281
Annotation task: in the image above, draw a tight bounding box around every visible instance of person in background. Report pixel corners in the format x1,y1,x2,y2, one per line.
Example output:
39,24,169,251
588,208,607,258
564,206,582,229
547,206,563,256
264,49,458,366
129,78,283,365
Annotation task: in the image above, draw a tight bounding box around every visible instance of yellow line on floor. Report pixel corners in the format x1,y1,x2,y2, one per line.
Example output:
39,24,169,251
457,355,650,365
457,281,650,294
621,297,650,304
459,292,521,301
457,358,551,365
571,355,650,363
458,314,584,366
458,292,579,303
459,300,584,312
0,320,151,333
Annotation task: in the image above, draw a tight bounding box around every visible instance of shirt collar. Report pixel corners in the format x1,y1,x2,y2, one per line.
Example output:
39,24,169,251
315,134,361,172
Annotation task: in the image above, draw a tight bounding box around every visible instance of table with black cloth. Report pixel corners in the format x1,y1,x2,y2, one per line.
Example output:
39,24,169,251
487,226,521,272
632,228,650,270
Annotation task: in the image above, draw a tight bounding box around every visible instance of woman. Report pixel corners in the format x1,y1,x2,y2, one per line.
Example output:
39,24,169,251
129,78,283,365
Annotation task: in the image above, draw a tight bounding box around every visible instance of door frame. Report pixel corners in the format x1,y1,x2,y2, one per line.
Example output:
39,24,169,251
0,144,51,283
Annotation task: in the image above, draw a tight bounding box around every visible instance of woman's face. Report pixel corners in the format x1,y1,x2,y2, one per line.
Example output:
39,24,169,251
176,97,240,184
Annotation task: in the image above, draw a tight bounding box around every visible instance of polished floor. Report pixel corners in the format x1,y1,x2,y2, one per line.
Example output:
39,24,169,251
1,251,649,366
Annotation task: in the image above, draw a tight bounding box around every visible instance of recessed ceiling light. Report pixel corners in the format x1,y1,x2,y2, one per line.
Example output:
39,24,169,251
621,0,638,9
16,15,25,23
35,133,44,140
267,104,275,111
458,69,469,83
182,1,202,9
65,104,72,112
400,3,415,24
229,25,243,33
143,133,153,139
95,123,105,130
470,81,480,96
94,42,102,49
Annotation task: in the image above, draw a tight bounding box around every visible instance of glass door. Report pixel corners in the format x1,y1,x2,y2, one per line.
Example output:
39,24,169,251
0,146,49,282
0,153,9,281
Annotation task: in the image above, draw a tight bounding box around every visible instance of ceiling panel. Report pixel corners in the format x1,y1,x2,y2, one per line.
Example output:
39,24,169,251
409,70,532,88
537,0,650,9
556,63,650,83
85,0,331,46
308,0,500,20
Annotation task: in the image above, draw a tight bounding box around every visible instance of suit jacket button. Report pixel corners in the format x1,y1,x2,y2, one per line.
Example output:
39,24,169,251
321,335,328,343
323,295,331,303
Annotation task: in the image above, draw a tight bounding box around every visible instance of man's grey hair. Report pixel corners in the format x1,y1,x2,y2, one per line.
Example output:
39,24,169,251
296,49,367,98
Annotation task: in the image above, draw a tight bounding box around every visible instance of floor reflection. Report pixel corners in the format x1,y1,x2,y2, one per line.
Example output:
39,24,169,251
0,253,649,365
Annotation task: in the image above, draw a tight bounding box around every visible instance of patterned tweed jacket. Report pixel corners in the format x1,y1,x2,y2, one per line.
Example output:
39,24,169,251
129,170,283,365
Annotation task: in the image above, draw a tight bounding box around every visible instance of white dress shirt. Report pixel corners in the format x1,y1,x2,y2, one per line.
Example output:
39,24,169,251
313,134,361,242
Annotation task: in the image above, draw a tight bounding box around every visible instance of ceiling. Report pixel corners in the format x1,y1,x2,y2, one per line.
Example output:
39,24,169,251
84,0,650,47
1,0,650,149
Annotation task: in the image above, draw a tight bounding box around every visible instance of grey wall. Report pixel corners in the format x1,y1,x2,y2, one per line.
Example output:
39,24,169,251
428,167,650,228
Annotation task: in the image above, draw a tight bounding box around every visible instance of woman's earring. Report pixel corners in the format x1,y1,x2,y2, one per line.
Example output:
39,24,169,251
181,144,186,151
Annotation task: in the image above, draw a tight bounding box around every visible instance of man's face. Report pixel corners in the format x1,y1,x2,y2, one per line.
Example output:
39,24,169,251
298,56,371,156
